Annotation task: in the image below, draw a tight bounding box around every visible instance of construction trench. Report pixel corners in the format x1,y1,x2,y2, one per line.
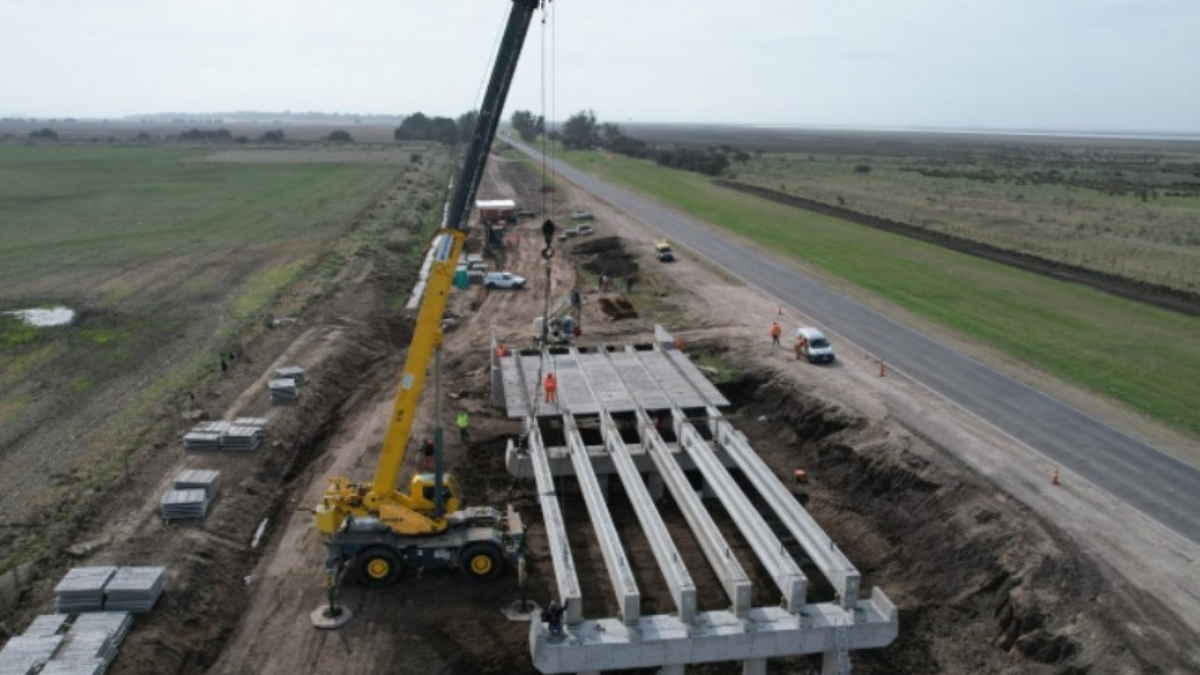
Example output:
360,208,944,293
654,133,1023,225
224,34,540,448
494,331,898,674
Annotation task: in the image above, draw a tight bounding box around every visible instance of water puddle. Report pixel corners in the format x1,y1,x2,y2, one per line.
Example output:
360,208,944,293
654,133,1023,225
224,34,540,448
5,306,77,327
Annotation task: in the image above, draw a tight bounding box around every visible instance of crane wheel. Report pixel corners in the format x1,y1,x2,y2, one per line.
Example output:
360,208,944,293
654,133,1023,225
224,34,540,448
356,546,402,587
460,542,503,582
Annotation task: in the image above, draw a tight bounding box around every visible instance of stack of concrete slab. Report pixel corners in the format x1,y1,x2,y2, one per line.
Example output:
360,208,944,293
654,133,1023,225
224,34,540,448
160,488,209,521
0,634,63,675
273,366,306,385
54,567,117,613
22,614,69,638
233,417,270,433
42,612,132,675
173,469,220,497
103,567,165,613
268,378,299,404
182,420,268,452
181,429,221,452
220,424,265,451
38,661,106,675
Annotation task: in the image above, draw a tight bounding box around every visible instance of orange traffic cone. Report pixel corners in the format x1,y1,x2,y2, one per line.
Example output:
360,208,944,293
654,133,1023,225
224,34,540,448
879,361,887,377
1051,468,1060,486
778,305,783,316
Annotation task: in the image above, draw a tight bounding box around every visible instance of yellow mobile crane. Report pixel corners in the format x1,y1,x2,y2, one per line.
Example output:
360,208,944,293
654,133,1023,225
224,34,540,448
315,0,542,587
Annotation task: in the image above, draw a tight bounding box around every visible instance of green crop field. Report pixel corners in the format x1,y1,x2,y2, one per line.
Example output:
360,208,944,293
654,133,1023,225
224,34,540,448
554,147,1200,440
0,144,450,534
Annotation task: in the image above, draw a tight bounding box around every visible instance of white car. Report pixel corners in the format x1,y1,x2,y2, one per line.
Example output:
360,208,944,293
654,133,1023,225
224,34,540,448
484,271,527,289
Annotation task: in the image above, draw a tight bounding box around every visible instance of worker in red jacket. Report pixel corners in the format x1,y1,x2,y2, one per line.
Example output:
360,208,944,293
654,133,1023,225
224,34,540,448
770,321,782,347
544,372,558,404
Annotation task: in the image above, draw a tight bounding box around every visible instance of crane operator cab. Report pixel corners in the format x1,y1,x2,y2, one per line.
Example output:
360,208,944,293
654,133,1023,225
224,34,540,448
411,472,462,514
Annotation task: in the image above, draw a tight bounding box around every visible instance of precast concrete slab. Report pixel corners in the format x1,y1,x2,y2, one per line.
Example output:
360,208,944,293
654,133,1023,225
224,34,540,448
499,343,727,419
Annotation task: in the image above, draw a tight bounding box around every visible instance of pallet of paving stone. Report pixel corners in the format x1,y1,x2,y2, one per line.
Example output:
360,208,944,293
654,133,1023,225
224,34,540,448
181,429,221,452
72,612,133,645
160,488,210,521
220,425,264,451
54,567,117,613
273,366,306,385
268,378,299,404
50,627,116,672
37,661,107,675
22,614,70,638
104,567,165,613
232,417,270,433
173,469,220,497
0,634,63,675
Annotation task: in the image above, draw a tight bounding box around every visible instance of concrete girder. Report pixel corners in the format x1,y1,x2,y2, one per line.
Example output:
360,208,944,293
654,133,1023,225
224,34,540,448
638,409,752,617
678,421,808,611
564,413,641,623
600,411,698,623
529,589,899,673
713,417,863,609
525,419,584,624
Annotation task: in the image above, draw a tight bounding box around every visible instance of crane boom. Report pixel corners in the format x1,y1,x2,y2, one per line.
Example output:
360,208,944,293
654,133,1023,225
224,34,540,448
316,0,541,538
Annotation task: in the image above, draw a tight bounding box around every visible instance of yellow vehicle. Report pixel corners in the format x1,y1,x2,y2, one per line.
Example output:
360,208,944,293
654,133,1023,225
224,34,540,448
654,239,676,262
314,0,539,587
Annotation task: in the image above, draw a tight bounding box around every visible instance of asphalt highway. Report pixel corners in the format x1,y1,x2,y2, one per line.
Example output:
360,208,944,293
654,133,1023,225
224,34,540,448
511,139,1200,545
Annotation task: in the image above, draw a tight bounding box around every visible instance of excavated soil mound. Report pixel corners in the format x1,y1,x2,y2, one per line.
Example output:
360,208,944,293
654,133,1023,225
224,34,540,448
711,369,1194,675
572,236,640,278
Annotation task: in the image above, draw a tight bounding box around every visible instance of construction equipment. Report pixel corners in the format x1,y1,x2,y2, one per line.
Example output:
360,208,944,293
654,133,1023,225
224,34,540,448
314,0,541,587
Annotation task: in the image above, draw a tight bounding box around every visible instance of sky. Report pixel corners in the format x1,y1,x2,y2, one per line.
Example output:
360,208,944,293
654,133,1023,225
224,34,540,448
3,0,1198,133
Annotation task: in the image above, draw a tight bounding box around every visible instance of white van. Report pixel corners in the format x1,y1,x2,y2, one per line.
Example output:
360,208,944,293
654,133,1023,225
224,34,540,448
794,327,835,364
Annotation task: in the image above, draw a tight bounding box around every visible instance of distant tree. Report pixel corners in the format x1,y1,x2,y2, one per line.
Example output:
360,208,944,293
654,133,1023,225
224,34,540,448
181,128,233,141
235,136,250,144
854,164,872,174
394,112,432,141
561,110,598,150
599,122,623,146
29,128,58,140
511,109,538,142
429,116,459,145
456,110,479,144
260,129,286,143
326,130,353,142
135,131,152,141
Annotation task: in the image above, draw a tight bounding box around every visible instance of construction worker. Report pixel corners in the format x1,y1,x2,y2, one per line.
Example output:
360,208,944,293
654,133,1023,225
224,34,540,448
770,321,782,347
544,372,558,404
421,437,435,471
542,599,567,639
496,342,507,358
456,410,470,443
794,334,808,361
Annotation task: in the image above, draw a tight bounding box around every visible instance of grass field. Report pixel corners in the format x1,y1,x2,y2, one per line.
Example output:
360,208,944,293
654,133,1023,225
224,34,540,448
554,147,1200,439
0,143,450,545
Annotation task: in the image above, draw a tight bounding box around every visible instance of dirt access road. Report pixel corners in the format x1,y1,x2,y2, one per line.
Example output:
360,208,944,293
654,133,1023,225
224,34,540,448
21,154,1196,674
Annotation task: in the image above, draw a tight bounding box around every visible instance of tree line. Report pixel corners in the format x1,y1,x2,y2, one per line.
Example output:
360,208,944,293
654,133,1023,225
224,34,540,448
510,108,746,177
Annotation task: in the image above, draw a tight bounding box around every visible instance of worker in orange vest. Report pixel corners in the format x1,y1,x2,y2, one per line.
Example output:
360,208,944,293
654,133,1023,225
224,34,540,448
770,321,782,347
496,342,507,358
544,372,558,404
